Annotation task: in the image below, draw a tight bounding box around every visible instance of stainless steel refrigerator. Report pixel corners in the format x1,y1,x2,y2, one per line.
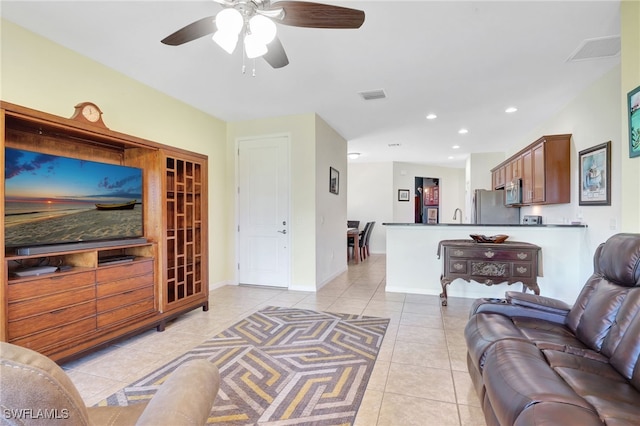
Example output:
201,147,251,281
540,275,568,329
473,189,520,224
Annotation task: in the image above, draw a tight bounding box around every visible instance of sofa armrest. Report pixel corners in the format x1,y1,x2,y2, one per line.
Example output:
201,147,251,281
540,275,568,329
505,291,571,315
136,359,220,426
470,292,571,325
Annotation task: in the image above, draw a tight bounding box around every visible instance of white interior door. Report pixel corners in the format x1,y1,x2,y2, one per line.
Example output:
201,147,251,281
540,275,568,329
238,136,290,287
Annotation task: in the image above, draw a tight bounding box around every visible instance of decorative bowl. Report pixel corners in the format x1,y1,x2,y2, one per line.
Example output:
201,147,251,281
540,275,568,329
469,234,509,244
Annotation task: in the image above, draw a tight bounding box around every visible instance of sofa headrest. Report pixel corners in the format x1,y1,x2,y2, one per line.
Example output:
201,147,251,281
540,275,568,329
595,233,640,287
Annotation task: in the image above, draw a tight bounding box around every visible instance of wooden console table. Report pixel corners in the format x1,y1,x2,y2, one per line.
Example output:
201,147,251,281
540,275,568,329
437,239,541,306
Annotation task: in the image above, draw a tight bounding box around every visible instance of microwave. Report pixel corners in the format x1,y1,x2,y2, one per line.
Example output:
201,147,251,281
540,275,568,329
505,179,522,205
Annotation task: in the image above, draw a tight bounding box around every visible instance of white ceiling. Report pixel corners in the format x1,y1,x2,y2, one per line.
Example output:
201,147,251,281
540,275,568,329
1,1,621,167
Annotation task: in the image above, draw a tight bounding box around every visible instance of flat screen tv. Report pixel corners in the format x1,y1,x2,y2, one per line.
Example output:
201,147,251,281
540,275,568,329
4,147,143,250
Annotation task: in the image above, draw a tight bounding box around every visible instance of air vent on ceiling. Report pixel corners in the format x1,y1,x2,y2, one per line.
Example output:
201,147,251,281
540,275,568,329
567,35,620,62
358,89,387,101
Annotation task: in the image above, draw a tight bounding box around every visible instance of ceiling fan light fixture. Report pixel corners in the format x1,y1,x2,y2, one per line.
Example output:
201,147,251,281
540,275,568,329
244,33,268,58
213,31,239,54
215,8,243,34
249,15,277,45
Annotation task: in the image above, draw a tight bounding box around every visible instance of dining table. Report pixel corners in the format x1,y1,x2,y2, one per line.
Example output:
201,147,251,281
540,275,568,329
348,228,360,263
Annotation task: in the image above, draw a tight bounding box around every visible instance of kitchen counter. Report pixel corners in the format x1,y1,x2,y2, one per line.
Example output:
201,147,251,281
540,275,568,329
384,223,591,303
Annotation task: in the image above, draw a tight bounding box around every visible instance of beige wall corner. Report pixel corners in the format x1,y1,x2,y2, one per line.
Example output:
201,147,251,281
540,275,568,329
621,0,640,232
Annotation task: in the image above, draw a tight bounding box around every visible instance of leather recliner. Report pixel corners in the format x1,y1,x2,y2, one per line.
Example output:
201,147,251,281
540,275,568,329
464,233,640,425
0,341,220,425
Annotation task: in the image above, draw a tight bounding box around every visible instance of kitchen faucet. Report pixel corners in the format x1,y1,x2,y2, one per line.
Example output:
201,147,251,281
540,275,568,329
453,208,463,223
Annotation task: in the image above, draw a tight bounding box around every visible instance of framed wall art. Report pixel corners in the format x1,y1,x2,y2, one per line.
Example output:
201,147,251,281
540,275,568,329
329,167,339,195
398,189,410,201
579,141,611,206
628,85,640,158
427,207,438,224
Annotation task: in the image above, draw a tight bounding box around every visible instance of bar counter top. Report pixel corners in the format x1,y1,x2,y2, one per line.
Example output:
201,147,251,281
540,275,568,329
383,223,587,227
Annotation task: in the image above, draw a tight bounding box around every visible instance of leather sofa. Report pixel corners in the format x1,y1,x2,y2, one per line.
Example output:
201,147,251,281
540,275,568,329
0,341,220,425
464,233,640,425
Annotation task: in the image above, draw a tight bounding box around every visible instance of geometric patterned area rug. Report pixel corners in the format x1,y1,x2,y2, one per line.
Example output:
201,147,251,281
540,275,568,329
99,306,390,425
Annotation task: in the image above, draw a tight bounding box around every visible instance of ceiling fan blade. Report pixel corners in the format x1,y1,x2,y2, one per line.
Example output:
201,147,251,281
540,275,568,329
273,1,365,29
161,16,216,46
263,36,289,68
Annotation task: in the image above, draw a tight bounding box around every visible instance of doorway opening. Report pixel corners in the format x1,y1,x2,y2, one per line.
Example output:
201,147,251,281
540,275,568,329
414,177,440,224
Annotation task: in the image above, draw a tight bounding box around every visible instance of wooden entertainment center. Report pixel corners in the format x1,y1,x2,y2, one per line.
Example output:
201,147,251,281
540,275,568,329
1,101,209,362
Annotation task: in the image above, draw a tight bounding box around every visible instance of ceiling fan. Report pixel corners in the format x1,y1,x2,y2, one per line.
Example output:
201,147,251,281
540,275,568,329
161,0,365,69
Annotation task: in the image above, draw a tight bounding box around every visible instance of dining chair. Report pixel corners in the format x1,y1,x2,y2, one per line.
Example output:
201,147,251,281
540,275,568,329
361,221,375,259
349,221,372,261
347,221,361,260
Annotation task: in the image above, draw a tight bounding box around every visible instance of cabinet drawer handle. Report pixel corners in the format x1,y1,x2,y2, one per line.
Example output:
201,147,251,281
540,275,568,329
517,266,528,273
484,250,495,258
517,252,528,259
453,249,464,256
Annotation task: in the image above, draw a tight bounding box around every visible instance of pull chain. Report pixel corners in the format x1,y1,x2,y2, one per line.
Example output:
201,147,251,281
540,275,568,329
242,39,246,74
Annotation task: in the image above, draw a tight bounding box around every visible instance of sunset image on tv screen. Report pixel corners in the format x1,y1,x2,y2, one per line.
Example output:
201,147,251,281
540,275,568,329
4,147,143,248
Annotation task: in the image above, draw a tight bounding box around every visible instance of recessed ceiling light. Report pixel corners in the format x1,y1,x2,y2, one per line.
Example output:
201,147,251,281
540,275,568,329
505,107,518,113
452,145,460,149
448,156,454,159
347,152,360,160
426,113,437,120
458,128,468,134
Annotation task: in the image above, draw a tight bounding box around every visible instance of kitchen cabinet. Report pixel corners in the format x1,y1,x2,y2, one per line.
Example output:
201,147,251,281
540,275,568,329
492,166,506,189
506,157,522,181
492,134,571,205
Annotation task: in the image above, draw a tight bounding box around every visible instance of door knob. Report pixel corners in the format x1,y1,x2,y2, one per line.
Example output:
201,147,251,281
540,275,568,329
277,230,287,234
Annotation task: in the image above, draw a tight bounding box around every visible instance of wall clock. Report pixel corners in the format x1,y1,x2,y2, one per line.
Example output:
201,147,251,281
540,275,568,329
70,102,108,128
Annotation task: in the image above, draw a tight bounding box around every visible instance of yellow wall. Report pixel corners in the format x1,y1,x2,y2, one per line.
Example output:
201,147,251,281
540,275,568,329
0,19,230,286
621,0,640,232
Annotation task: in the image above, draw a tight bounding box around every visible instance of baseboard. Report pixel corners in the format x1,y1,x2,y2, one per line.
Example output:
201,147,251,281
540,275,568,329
317,267,348,290
209,279,233,291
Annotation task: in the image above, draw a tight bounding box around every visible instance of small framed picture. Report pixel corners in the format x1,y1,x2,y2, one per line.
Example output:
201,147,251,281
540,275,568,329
579,141,611,206
628,85,640,158
398,189,410,201
427,207,438,224
329,167,339,195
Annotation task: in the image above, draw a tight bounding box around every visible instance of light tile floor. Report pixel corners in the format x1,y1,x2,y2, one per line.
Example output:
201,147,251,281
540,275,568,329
61,254,486,425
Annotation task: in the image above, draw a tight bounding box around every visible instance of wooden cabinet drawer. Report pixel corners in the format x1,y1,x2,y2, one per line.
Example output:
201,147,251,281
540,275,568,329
10,317,97,352
96,260,153,283
97,273,154,298
449,247,536,262
97,286,154,313
8,301,96,339
8,271,95,302
513,263,534,278
97,299,155,328
470,261,509,278
9,286,95,321
448,260,467,274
